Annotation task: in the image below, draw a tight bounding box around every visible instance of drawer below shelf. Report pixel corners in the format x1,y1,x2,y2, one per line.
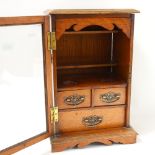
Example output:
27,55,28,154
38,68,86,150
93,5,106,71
92,87,126,106
58,105,125,133
57,89,91,110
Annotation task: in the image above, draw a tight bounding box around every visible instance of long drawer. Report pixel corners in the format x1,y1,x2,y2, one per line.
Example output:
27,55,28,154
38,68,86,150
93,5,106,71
58,105,125,133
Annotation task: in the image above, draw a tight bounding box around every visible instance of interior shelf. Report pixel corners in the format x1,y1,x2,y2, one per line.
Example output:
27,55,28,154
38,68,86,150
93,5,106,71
56,25,129,91
63,30,118,35
57,63,117,70
57,73,126,91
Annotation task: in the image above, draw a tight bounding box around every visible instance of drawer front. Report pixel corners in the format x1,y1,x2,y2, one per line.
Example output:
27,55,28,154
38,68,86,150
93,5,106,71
58,106,125,133
57,89,91,109
93,87,126,106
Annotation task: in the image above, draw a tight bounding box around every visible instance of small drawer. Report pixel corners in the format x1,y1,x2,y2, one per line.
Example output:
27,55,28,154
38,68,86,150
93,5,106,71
93,87,126,106
57,89,91,109
58,106,125,133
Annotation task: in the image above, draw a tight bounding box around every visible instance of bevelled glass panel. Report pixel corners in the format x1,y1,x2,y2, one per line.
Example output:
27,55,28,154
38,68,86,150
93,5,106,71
0,24,46,150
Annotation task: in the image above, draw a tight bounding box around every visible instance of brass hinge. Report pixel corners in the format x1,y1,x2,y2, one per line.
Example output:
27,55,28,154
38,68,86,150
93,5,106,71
51,107,58,123
47,32,56,50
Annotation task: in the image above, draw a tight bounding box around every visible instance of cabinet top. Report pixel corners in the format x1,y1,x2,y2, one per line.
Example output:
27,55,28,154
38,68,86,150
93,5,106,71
49,9,140,15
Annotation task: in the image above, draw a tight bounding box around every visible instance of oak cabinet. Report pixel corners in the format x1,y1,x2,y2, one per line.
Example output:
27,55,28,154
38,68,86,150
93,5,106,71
0,9,139,154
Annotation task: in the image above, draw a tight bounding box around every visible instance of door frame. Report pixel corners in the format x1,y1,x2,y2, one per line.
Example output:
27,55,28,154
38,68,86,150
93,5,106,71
0,16,53,155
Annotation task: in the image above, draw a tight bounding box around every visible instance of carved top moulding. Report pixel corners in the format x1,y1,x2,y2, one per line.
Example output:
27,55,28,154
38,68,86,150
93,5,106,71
56,17,131,40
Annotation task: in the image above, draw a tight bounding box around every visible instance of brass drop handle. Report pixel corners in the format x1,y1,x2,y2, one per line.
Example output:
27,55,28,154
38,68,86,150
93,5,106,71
64,95,85,105
100,92,120,103
82,115,103,127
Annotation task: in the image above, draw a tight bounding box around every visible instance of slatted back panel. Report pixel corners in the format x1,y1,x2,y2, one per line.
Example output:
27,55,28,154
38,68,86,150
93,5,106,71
56,33,111,66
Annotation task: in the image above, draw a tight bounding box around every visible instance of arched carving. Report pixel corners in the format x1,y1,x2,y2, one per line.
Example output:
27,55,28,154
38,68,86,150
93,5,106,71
56,17,131,39
52,136,136,152
52,128,137,152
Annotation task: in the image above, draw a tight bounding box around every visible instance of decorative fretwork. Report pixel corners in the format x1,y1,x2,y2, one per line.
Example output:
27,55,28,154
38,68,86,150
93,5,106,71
56,17,131,39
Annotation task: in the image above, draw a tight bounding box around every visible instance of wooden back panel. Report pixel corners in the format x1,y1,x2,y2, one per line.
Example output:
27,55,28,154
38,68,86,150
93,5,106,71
57,33,111,66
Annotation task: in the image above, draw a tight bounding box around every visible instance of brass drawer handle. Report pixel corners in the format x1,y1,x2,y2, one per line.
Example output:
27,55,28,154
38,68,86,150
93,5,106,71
100,92,120,103
82,115,103,127
64,94,85,105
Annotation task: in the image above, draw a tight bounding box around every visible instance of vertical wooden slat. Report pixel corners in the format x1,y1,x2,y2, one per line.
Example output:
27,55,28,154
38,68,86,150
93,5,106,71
125,14,135,126
43,16,53,135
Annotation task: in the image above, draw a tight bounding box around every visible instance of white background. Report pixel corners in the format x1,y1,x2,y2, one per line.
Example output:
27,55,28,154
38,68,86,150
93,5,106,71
0,0,155,155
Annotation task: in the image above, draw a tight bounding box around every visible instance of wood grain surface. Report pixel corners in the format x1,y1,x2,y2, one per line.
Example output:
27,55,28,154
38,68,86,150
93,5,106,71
49,9,140,14
52,127,137,152
58,106,125,133
93,87,126,106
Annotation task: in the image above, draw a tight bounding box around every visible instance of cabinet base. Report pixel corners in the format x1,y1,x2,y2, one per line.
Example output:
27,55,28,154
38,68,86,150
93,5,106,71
51,127,137,152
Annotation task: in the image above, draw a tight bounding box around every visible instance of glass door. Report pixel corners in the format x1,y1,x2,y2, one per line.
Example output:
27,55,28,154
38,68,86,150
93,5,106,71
0,16,53,155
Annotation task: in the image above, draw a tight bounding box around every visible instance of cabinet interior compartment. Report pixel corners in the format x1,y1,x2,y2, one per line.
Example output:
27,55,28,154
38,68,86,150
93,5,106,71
56,25,130,90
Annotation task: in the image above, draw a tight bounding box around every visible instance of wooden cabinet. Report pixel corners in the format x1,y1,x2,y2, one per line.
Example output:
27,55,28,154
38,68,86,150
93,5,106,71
50,10,137,151
0,9,139,154
51,9,139,152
